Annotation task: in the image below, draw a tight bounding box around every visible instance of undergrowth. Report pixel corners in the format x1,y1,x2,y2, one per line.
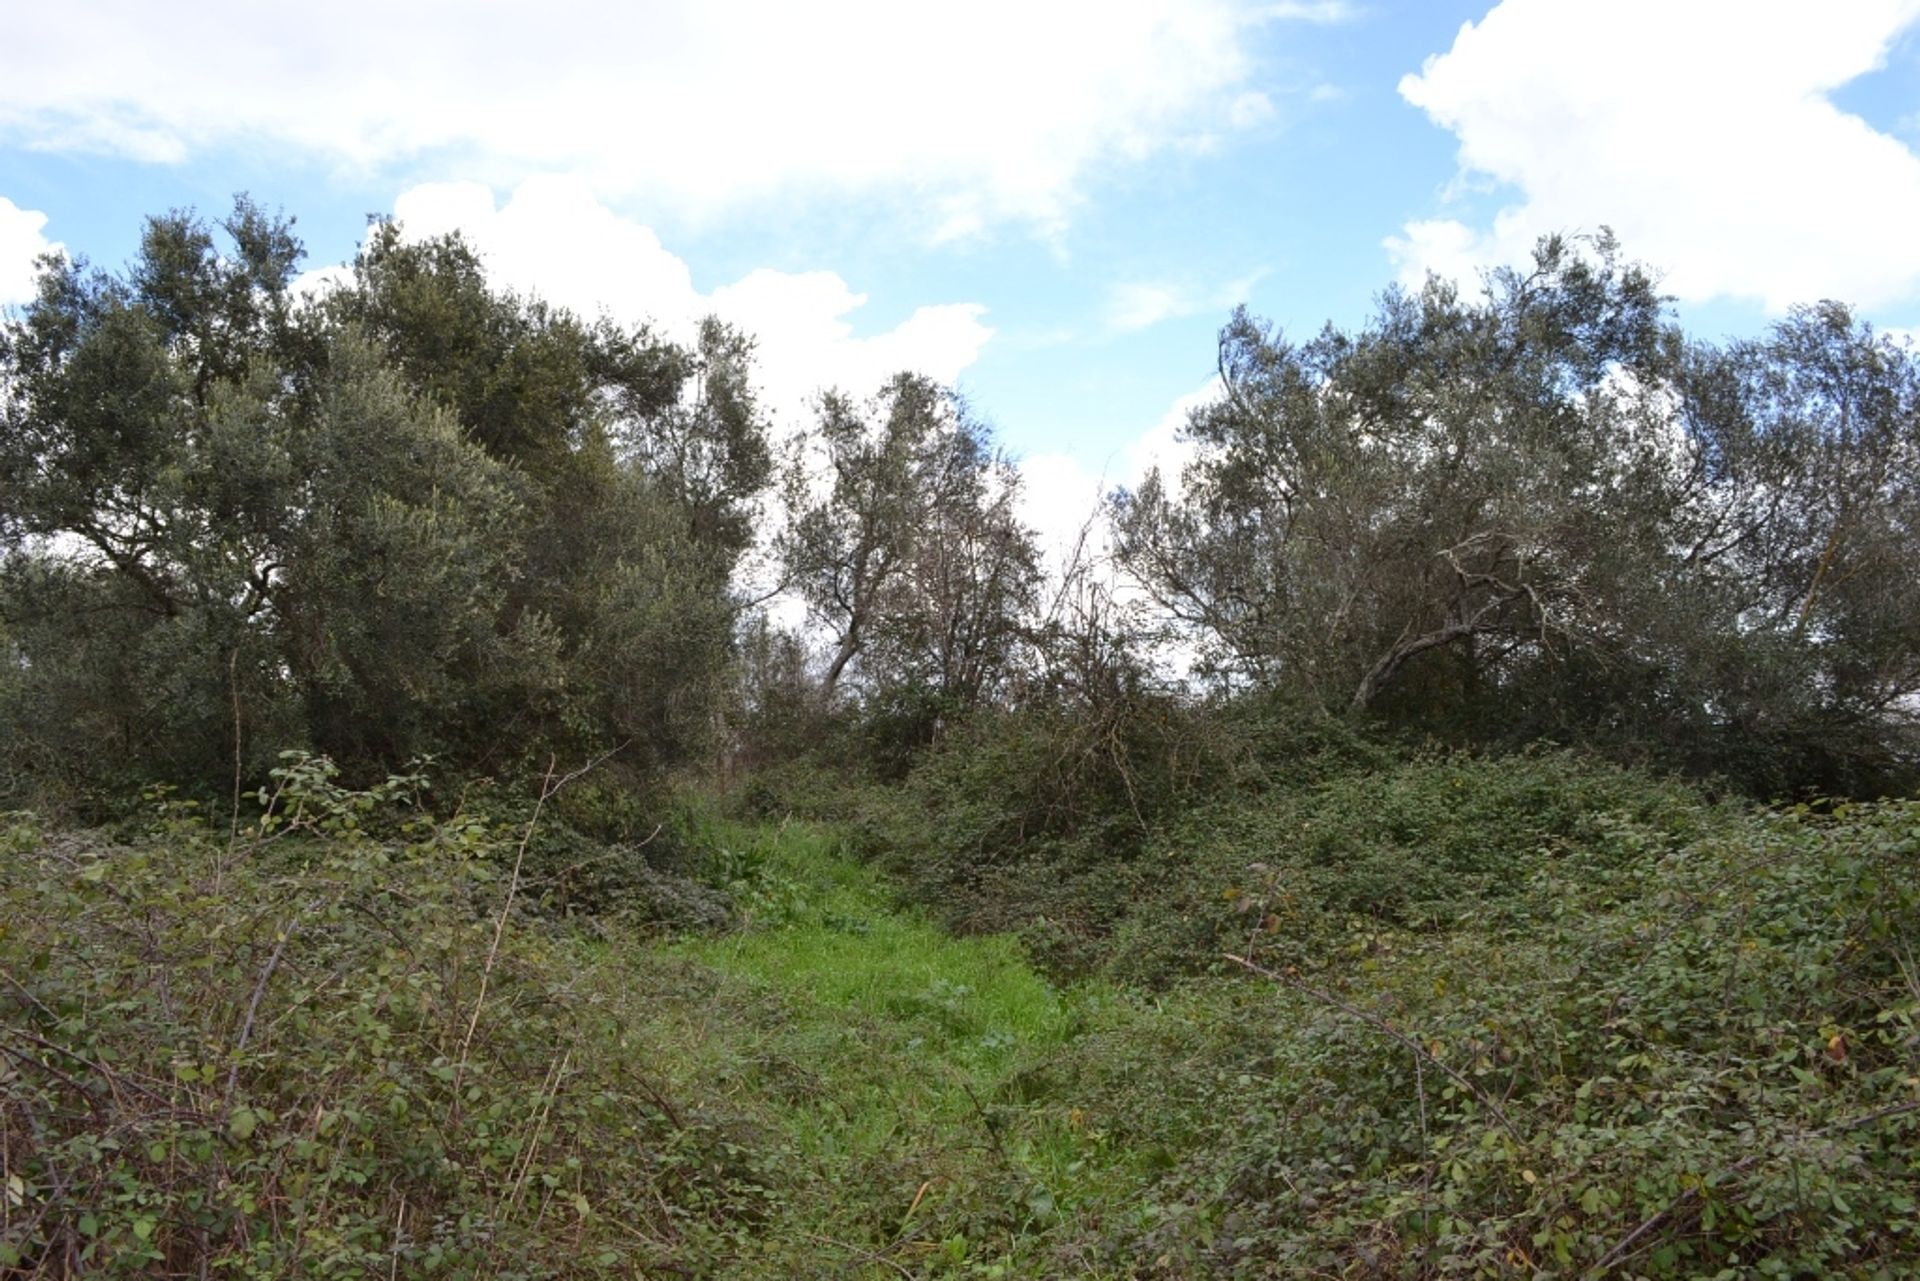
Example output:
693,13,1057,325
5,749,1918,1277
739,735,1920,1276
0,757,767,1278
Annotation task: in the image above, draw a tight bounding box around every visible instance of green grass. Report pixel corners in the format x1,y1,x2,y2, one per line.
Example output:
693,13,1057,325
677,819,1069,1063
619,792,1920,1278
621,817,1155,1276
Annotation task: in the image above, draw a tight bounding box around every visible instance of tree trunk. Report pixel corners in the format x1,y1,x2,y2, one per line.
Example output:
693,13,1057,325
821,623,861,703
1350,591,1524,714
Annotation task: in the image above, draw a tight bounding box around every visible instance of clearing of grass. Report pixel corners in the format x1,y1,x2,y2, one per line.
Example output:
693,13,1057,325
641,817,1155,1277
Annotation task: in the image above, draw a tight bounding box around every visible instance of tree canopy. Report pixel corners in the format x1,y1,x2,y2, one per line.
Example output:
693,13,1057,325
0,201,772,795
2,207,1915,802
780,373,1039,726
1114,235,1919,792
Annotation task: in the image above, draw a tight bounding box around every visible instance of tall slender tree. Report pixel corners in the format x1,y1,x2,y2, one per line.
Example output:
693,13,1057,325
780,373,1039,716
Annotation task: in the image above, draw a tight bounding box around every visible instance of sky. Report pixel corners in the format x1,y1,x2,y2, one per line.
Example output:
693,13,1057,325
4,0,1920,561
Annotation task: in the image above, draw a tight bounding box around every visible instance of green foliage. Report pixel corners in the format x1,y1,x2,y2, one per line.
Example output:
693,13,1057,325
1113,236,1920,795
6,765,1918,1277
0,761,775,1277
0,199,771,802
653,813,1135,1278
780,372,1040,727
1102,749,1711,984
725,613,842,775
864,694,1386,975
1114,233,1676,705
1057,796,1920,1278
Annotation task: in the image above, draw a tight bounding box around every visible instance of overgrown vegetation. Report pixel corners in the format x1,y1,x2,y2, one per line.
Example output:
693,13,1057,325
1115,236,1920,794
0,204,767,806
4,204,1918,1276
7,762,1915,1276
0,760,775,1277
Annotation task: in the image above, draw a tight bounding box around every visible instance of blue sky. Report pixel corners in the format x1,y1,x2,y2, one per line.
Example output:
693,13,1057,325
4,0,1919,553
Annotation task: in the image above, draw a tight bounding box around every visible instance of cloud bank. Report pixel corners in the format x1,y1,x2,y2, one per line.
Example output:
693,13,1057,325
1390,0,1920,311
1,0,1296,237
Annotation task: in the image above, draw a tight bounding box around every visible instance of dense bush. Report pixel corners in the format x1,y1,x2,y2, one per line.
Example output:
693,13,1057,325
1115,242,1920,797
1028,795,1920,1277
0,759,776,1277
861,695,1698,982
6,752,1917,1278
1101,749,1713,985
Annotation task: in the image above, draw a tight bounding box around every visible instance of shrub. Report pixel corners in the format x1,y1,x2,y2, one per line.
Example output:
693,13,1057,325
1041,797,1920,1277
0,758,773,1277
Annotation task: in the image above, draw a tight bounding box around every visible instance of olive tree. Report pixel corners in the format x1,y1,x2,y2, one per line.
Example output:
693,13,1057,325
1113,234,1920,790
1115,234,1676,713
0,200,773,796
780,373,1040,719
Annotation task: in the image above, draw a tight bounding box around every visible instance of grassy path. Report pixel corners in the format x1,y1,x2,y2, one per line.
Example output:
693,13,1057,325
622,819,1153,1278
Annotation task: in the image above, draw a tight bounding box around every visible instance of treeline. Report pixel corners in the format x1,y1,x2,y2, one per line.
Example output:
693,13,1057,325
730,232,1920,799
2,206,1917,807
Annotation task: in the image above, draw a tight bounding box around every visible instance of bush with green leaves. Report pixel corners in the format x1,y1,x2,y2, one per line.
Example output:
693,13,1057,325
864,699,1665,982
0,756,778,1278
1113,236,1920,796
1031,794,1920,1277
854,692,1255,960
1101,748,1713,985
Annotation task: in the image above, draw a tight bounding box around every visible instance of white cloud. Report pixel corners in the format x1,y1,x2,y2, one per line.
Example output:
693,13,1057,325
1117,378,1219,491
1382,217,1486,293
1016,450,1115,579
1105,272,1262,332
1016,376,1219,576
0,0,1314,238
386,178,701,324
305,178,992,432
1107,283,1193,333
1229,91,1278,129
0,197,60,306
1391,0,1920,312
1260,1,1356,20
